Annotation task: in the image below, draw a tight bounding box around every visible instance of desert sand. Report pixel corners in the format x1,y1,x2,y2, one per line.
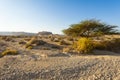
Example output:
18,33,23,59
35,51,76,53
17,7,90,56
0,36,120,80
0,51,120,80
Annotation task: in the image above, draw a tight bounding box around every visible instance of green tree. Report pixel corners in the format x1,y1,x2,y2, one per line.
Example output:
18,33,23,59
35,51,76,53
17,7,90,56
63,19,118,37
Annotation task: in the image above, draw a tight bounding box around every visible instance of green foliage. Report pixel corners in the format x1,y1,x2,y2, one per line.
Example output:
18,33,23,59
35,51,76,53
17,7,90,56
73,38,94,54
63,19,118,37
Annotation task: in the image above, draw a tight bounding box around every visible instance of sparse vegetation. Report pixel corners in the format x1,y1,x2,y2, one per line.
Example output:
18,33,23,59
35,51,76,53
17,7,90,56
62,47,71,53
73,38,94,54
27,46,33,50
63,19,118,37
24,38,31,41
67,37,74,41
94,38,120,52
19,40,26,45
41,47,50,50
1,36,13,41
59,40,70,45
25,37,46,49
53,38,60,42
1,49,18,57
25,37,36,49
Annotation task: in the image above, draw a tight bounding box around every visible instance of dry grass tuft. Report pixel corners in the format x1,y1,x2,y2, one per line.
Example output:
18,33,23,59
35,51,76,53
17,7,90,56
0,49,18,57
25,37,46,49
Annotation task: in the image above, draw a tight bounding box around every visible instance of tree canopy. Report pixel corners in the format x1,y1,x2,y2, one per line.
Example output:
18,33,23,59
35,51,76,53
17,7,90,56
63,19,118,37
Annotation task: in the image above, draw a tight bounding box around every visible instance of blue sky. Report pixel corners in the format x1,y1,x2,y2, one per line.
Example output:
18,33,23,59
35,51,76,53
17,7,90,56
0,0,120,34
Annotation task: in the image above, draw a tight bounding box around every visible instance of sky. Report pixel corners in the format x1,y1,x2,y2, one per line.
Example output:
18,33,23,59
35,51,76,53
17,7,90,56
0,0,120,34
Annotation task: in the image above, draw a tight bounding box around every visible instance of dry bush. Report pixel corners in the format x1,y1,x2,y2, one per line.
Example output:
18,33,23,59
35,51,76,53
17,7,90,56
73,38,94,54
1,49,18,57
1,36,7,40
1,36,13,41
25,37,46,49
24,38,31,41
41,47,50,50
0,41,8,53
28,37,46,45
25,42,32,49
19,40,26,45
53,38,60,42
50,37,55,41
94,38,120,52
93,41,108,50
51,45,60,49
25,37,36,48
59,40,70,45
67,37,74,41
27,46,33,50
106,38,120,52
62,47,72,53
48,35,52,38
35,40,46,46
0,41,6,47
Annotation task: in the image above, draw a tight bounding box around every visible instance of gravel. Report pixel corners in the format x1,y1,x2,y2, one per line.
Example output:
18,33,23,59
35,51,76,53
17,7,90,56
0,54,120,80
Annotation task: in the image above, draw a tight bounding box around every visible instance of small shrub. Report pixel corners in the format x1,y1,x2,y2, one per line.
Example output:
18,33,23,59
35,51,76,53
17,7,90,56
48,35,52,38
27,46,33,50
25,37,46,49
94,38,120,52
28,37,46,45
51,45,60,49
25,42,32,48
50,37,55,41
24,38,31,41
35,40,46,45
19,41,26,45
1,36,12,41
67,37,74,41
73,38,94,54
93,41,108,50
25,38,33,48
62,47,71,53
59,40,70,45
106,38,120,52
41,47,50,50
1,49,18,56
53,38,59,42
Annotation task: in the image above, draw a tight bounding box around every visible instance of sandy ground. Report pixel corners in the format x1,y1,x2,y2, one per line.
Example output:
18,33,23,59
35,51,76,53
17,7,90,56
0,37,120,80
0,53,120,80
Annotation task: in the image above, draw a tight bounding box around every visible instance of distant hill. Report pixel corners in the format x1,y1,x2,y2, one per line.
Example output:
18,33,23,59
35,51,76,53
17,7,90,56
0,32,36,36
37,31,53,36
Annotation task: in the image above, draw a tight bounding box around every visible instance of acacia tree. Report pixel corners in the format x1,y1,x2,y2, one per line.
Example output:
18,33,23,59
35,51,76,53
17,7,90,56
63,19,118,37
